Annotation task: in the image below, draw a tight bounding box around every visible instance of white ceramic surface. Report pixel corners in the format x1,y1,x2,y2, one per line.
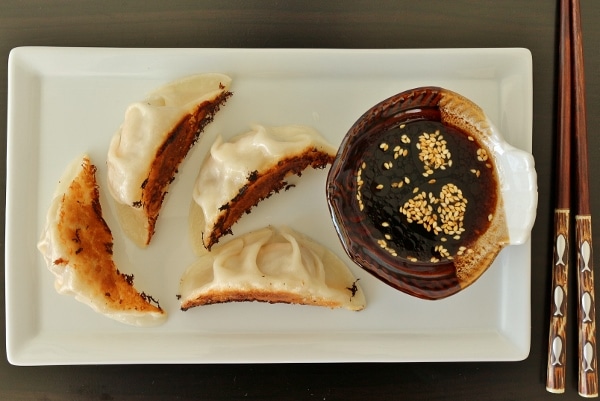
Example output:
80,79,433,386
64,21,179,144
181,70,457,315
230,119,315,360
5,47,533,365
487,121,537,245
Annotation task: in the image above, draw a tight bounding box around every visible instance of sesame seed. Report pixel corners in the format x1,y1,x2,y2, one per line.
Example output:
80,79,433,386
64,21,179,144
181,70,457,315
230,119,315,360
477,148,488,162
418,130,452,171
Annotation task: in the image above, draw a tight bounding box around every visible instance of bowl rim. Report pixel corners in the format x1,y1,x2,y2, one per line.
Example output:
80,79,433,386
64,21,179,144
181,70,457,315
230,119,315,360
326,86,537,300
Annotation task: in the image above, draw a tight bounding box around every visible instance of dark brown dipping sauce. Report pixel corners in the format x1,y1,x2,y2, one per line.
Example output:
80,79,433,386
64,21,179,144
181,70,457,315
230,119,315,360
355,120,498,264
327,86,509,299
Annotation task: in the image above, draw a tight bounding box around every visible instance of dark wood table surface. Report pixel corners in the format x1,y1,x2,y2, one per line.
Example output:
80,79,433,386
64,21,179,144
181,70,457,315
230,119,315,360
2,1,600,400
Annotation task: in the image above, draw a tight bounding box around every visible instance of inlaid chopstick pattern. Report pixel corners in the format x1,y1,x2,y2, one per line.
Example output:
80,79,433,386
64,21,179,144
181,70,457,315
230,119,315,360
577,216,598,397
547,209,570,393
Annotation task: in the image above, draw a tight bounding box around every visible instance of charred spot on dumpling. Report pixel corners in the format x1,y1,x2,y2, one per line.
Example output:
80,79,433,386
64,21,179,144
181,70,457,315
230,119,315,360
72,228,81,244
140,292,162,310
247,170,259,182
121,272,135,286
347,279,360,298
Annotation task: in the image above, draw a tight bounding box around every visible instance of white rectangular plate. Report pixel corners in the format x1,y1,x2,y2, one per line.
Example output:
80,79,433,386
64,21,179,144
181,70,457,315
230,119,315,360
5,47,533,365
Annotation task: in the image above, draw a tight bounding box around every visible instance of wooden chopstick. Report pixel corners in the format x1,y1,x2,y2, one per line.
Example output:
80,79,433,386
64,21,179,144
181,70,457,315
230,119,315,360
546,0,572,393
547,0,597,396
571,0,598,397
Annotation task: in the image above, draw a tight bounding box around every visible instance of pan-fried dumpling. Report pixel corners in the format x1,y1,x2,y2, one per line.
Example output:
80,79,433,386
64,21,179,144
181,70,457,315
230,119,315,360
178,226,366,311
37,154,166,326
189,124,336,251
107,73,232,248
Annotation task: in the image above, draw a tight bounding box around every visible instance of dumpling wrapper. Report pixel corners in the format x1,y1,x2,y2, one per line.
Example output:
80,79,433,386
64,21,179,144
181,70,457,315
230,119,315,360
38,154,166,327
107,73,232,248
179,226,366,311
190,124,337,251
